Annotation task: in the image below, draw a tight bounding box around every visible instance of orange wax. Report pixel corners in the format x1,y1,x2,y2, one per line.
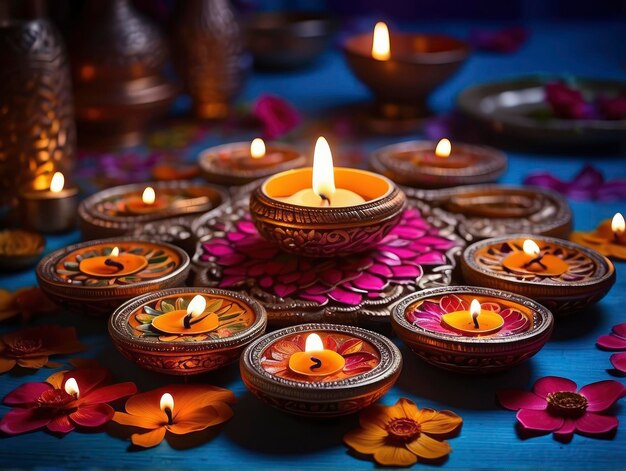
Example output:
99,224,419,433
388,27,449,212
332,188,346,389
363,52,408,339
596,219,626,245
125,196,167,214
288,349,345,376
441,309,504,336
79,251,148,277
151,310,219,334
502,251,568,276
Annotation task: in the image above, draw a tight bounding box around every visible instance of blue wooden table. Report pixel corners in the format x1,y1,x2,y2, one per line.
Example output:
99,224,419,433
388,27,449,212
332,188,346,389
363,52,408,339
1,20,625,469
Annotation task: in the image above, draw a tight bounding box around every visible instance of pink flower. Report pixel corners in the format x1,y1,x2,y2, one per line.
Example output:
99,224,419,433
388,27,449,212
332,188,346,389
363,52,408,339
597,322,626,374
497,376,625,440
544,82,591,120
597,94,626,120
252,94,301,139
0,368,137,435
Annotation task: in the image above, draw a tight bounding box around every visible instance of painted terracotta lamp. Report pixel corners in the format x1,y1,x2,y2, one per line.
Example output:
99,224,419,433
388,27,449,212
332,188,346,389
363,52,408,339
571,212,626,260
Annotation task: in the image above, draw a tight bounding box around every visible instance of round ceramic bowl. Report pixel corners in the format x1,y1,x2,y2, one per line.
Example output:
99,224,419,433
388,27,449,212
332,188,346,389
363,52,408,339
78,180,228,240
249,167,406,257
370,140,507,188
240,323,402,417
461,235,616,316
198,141,307,186
109,287,267,376
392,286,554,374
0,229,45,271
37,237,190,316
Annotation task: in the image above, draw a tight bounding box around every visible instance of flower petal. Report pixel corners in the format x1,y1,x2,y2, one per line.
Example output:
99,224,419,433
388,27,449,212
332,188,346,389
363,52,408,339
69,403,114,428
80,382,137,405
554,418,576,440
112,411,162,429
406,434,451,460
610,352,626,373
343,426,387,454
596,334,626,351
47,415,75,434
62,368,110,397
579,380,626,412
419,409,463,435
533,376,577,399
516,409,563,432
497,390,547,411
16,356,49,369
0,408,51,434
575,412,619,435
373,445,418,466
0,357,16,374
131,426,167,448
359,405,392,432
613,323,626,339
169,402,233,434
4,382,52,406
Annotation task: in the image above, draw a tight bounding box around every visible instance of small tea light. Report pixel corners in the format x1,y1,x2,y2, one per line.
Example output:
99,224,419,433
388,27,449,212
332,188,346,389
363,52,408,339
124,187,167,215
571,212,626,260
198,139,307,185
109,288,267,375
461,234,616,316
19,172,79,233
370,139,507,188
250,136,406,257
392,286,554,374
78,246,148,278
240,323,402,417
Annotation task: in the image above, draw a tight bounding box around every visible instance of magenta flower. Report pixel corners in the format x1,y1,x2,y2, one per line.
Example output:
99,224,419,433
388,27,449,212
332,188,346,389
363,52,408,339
497,376,625,440
597,323,626,374
0,368,137,435
597,94,626,120
200,209,458,307
544,82,593,120
252,94,301,139
469,26,528,53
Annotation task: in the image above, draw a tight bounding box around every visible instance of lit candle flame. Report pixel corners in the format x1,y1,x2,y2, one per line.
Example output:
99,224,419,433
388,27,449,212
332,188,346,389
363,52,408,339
250,138,266,159
435,138,451,158
142,187,156,205
186,295,207,319
64,378,79,398
371,22,390,61
470,299,481,317
160,392,174,415
312,136,335,200
110,247,120,257
611,212,625,235
50,172,65,193
523,239,541,257
304,333,324,352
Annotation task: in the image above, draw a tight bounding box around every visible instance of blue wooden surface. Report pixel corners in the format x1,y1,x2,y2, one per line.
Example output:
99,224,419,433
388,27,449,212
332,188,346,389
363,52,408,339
1,20,626,469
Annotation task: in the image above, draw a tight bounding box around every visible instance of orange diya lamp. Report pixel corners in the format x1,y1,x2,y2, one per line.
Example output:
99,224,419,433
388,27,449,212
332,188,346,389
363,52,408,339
78,246,148,277
288,333,345,376
151,295,220,334
571,212,626,260
441,298,504,336
501,239,569,277
123,186,168,215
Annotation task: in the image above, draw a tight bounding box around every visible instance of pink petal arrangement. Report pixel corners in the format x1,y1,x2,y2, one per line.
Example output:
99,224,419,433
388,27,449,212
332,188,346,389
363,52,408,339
544,81,626,121
0,368,137,435
252,94,301,139
497,376,625,440
597,323,626,374
201,209,458,307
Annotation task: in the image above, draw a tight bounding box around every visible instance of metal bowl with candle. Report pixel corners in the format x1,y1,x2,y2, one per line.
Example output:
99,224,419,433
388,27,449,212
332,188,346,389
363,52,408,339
240,323,402,417
109,287,267,375
37,237,190,316
461,235,616,316
370,139,507,188
198,139,307,186
249,137,406,257
392,286,554,374
78,180,228,240
343,22,470,129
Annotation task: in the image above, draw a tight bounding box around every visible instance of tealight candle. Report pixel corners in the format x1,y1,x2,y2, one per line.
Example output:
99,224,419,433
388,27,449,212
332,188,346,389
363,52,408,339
502,239,568,276
152,294,220,334
288,333,346,376
230,138,286,169
19,172,79,233
441,299,504,336
78,246,148,277
276,137,366,207
571,212,626,260
124,187,167,214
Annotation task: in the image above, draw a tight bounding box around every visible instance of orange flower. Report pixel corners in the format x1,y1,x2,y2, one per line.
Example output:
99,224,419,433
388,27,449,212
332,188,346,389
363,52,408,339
0,325,85,374
344,398,462,467
0,287,57,322
113,384,235,448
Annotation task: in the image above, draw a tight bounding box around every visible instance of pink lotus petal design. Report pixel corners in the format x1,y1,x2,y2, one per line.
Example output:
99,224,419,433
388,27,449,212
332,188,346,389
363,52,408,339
597,322,626,374
201,209,458,308
497,376,626,440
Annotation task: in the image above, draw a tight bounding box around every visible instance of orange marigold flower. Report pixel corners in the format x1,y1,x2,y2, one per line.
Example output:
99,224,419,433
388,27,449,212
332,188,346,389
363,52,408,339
344,398,462,467
0,287,57,323
113,384,236,448
0,325,85,374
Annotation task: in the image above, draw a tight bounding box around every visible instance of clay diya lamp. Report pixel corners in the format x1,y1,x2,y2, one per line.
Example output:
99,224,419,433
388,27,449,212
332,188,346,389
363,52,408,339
407,184,572,241
78,180,228,240
343,22,470,132
19,172,79,233
392,286,554,374
240,323,402,417
249,137,406,257
37,238,190,316
571,212,626,260
109,287,267,375
461,235,615,316
370,138,507,188
198,138,306,186
0,229,45,271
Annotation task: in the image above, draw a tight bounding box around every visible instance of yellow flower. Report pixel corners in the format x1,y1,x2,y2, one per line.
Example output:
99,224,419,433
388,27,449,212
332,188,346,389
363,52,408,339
344,398,462,467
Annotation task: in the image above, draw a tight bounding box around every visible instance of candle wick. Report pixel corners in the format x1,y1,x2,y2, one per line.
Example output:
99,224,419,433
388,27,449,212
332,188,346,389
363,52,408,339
183,311,208,329
164,408,173,425
104,258,124,271
614,232,621,244
319,194,331,207
309,357,322,371
472,313,480,329
522,254,547,269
